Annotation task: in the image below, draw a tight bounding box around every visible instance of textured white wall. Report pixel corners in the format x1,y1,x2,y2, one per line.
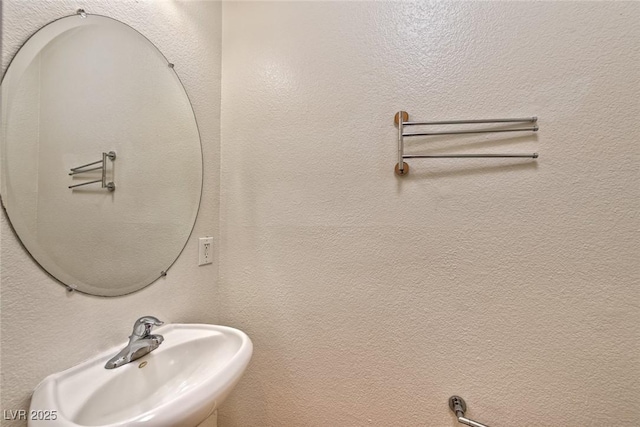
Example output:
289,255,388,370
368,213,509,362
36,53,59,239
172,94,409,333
0,1,221,424
219,2,639,427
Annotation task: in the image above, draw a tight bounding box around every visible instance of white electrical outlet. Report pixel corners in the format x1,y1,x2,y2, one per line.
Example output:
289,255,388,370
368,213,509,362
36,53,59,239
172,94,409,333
198,237,213,266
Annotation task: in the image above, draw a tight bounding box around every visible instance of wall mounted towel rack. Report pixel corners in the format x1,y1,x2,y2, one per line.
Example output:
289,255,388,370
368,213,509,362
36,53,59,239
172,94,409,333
68,151,116,191
395,111,539,176
449,396,490,427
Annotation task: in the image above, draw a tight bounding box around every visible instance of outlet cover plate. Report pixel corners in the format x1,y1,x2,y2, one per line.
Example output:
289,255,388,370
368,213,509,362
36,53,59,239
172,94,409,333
198,237,213,266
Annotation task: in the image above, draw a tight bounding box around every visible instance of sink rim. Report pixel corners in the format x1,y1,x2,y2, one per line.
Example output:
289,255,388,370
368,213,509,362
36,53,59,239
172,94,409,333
29,323,253,427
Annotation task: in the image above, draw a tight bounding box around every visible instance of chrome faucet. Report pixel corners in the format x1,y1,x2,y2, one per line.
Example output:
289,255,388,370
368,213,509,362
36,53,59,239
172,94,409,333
105,316,164,369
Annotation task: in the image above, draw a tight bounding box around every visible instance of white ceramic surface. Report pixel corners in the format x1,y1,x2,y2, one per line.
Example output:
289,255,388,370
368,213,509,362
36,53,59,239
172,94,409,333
29,324,252,427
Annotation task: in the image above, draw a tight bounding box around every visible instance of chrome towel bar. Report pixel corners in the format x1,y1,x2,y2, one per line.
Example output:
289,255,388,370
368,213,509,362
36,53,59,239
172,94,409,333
395,111,539,176
449,396,490,427
68,151,116,191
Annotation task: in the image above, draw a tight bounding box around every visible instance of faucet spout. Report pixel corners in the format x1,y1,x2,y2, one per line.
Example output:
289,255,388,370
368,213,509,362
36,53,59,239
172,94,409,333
105,316,164,369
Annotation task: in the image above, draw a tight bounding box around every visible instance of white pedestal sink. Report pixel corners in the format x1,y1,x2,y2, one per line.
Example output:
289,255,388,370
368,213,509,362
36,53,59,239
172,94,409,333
29,324,252,427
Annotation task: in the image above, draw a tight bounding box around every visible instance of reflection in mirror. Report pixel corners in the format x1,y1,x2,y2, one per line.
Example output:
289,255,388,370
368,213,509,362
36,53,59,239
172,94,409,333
0,13,203,296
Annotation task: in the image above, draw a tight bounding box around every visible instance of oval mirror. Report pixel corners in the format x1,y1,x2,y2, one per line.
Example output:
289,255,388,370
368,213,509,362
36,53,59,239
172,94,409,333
0,12,203,296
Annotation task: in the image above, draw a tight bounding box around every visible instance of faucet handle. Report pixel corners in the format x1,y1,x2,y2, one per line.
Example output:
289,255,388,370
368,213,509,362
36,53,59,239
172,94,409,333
131,316,164,338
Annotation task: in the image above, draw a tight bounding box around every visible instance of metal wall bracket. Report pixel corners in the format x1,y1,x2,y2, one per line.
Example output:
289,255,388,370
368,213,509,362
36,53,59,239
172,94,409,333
449,396,491,427
395,111,539,176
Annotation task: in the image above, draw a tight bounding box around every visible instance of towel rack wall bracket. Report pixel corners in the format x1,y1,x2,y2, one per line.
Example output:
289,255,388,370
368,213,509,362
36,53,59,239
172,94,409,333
394,162,410,176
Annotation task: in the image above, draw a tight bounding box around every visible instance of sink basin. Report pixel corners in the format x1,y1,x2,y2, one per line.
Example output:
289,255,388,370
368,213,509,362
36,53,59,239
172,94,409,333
29,324,252,427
